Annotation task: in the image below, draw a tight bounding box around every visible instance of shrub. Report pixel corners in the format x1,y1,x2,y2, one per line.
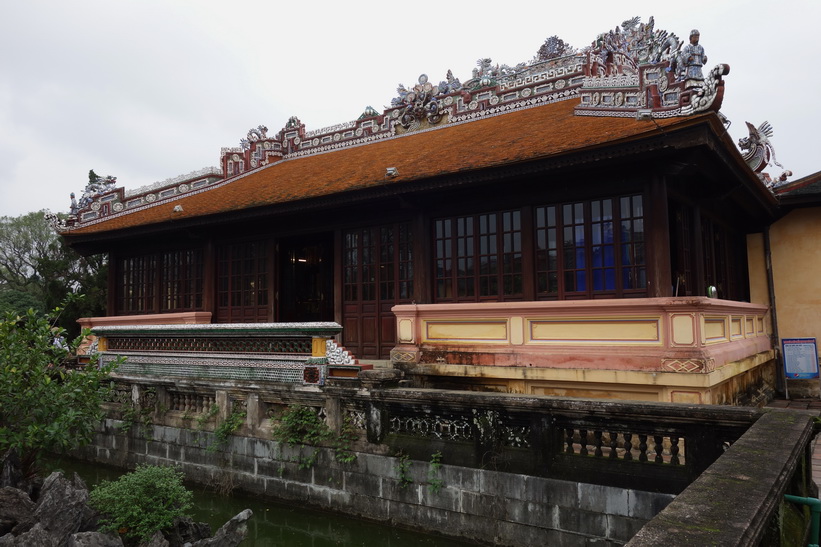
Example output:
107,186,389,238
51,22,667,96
0,306,118,474
271,405,331,446
89,464,193,542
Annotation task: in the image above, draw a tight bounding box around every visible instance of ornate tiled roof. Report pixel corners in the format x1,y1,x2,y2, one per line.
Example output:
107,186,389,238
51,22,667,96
774,171,821,202
61,99,716,236
57,16,737,236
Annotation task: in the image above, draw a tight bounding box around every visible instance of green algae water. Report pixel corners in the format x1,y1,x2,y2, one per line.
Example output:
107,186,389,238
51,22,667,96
46,457,473,547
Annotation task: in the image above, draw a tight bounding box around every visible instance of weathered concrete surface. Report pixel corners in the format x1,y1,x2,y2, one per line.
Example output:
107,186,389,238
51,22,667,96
75,420,674,546
627,409,816,546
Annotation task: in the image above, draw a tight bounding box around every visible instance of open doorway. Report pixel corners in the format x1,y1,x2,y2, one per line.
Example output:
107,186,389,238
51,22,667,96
278,234,334,322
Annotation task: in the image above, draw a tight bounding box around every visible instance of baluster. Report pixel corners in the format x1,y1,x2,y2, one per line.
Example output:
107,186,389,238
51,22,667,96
653,435,664,463
609,432,619,459
579,430,588,456
565,428,576,454
638,434,648,462
623,433,633,461
670,437,681,465
594,431,603,458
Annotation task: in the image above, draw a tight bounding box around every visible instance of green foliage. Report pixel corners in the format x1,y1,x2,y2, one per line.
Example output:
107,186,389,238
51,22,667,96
0,211,107,338
428,451,444,494
298,448,321,470
118,402,154,439
272,405,331,446
0,289,44,316
89,464,193,542
271,405,359,470
195,404,219,431
0,307,118,473
208,407,246,453
334,416,358,464
396,452,413,489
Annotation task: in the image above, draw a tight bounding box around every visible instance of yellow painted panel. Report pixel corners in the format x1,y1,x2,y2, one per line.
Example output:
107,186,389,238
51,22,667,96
671,314,695,346
531,385,660,401
745,317,755,336
670,391,703,404
398,319,414,343
529,317,660,344
311,337,327,357
703,317,728,343
425,320,509,342
731,317,743,338
510,316,524,346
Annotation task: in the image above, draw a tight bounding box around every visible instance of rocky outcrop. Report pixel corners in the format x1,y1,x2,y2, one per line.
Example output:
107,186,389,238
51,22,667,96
0,452,250,546
191,509,252,547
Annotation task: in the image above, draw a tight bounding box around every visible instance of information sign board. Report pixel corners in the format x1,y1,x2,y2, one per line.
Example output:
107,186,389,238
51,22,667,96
783,338,819,380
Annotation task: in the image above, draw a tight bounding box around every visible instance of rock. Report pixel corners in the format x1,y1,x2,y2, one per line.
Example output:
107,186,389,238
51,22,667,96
190,509,252,547
140,531,169,547
1,522,57,546
0,451,23,490
29,472,95,543
0,488,35,536
68,531,124,546
163,517,211,546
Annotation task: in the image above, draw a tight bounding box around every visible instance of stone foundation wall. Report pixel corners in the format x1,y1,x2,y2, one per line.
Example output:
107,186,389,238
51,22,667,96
73,420,674,546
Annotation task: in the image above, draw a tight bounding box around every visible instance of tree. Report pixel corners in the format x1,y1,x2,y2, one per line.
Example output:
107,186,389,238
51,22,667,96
0,211,107,336
0,306,117,474
89,465,194,543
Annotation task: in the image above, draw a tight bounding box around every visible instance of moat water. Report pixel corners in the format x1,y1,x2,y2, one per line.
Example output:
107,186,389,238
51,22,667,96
47,457,474,546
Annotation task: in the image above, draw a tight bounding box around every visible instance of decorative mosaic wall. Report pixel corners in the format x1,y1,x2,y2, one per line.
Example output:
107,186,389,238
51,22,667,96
92,322,364,385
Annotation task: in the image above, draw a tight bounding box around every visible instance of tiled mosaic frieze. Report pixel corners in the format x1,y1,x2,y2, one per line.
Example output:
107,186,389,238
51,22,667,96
105,336,312,354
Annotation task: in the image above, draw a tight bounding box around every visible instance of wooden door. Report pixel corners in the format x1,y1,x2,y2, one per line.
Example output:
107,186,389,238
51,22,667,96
342,223,413,359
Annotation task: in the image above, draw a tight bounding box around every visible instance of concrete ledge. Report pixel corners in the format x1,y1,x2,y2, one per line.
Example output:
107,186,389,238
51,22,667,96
627,409,816,546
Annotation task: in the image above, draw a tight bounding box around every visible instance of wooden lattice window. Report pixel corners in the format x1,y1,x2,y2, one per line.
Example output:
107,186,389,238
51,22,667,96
116,255,156,313
434,210,523,302
535,195,645,299
160,249,203,312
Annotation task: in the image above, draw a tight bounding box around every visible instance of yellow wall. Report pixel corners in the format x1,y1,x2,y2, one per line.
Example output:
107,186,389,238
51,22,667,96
746,232,768,306
770,208,821,342
764,207,821,395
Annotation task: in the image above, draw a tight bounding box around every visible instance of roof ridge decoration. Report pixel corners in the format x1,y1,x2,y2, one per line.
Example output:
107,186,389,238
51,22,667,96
61,16,732,231
739,121,792,189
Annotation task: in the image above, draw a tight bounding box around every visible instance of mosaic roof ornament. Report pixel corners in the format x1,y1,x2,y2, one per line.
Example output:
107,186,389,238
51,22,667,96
240,125,269,150
74,170,117,211
738,121,792,187
395,74,447,131
679,29,707,84
358,106,379,120
536,35,577,61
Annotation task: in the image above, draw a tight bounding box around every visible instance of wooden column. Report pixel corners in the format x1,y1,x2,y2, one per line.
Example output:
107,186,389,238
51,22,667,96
202,240,215,319
412,211,431,304
106,251,117,315
647,175,672,297
692,206,705,296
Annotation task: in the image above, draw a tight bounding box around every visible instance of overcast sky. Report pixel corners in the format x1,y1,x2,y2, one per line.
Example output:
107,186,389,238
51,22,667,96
1,0,817,218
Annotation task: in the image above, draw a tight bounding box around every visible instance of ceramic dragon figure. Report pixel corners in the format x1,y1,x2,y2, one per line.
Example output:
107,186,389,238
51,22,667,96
738,121,791,187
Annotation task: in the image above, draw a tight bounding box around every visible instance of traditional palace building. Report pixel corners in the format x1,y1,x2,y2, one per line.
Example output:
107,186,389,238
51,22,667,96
57,17,813,404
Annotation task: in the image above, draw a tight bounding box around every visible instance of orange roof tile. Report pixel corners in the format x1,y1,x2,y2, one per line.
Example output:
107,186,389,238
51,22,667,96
64,99,712,236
